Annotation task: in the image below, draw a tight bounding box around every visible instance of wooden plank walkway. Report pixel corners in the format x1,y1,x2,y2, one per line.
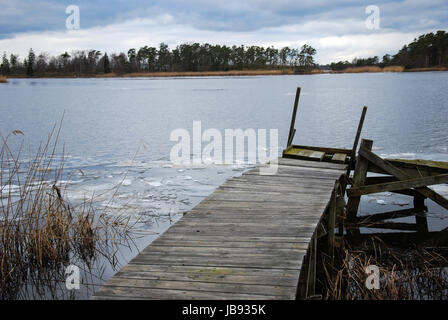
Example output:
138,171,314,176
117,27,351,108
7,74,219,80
92,157,347,300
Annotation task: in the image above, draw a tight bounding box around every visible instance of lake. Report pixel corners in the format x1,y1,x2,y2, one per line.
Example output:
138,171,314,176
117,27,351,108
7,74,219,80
1,71,448,298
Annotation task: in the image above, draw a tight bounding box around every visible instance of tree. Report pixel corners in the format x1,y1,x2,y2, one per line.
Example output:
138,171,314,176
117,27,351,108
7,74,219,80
391,30,448,68
127,48,138,72
279,47,290,66
35,53,48,75
59,52,71,72
87,50,101,74
297,44,316,71
103,53,111,73
9,54,18,74
26,48,35,76
382,54,392,66
230,45,245,70
111,52,127,74
1,53,10,75
158,43,171,71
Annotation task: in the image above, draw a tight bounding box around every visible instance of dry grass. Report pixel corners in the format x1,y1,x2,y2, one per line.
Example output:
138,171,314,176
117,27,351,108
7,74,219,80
383,65,405,72
0,119,136,299
332,65,405,74
97,69,295,78
341,66,383,73
405,66,448,72
0,76,7,83
322,238,448,300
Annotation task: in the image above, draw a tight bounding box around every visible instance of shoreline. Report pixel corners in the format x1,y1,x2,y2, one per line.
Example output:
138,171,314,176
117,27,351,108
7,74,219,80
3,66,447,80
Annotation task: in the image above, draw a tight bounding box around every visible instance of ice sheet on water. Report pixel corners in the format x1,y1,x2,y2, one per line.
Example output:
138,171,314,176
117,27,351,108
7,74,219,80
1,184,21,194
430,184,448,197
146,180,162,187
380,152,416,159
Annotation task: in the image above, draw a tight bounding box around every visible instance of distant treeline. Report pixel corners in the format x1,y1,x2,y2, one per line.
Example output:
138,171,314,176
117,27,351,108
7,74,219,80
329,30,448,71
0,43,317,76
1,30,446,76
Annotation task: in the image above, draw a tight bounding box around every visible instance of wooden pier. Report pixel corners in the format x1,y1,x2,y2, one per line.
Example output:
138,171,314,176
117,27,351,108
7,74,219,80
92,157,347,300
92,86,448,300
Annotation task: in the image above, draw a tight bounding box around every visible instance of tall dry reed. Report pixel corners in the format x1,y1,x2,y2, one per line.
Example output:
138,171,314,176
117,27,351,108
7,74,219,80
0,120,136,299
321,237,448,300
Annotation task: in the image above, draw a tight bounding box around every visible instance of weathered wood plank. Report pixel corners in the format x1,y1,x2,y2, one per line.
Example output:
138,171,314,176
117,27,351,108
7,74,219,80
130,255,303,269
348,173,448,197
103,277,296,297
277,157,347,170
284,145,351,155
150,239,310,250
114,267,299,287
93,286,288,300
332,153,347,164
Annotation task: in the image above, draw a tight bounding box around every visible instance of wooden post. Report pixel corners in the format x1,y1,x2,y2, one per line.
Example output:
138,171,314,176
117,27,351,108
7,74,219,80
347,106,368,178
328,189,336,260
346,139,373,220
336,195,346,237
287,87,301,147
414,196,429,233
306,236,317,298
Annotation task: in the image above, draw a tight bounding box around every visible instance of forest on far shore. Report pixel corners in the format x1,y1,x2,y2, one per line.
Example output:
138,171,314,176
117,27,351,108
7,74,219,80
0,30,447,77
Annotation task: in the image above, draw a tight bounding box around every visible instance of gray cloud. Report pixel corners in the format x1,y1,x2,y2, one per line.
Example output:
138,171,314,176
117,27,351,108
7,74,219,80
0,0,447,64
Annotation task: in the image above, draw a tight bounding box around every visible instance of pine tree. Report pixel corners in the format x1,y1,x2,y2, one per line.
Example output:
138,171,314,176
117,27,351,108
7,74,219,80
103,53,111,73
1,53,10,75
26,48,35,76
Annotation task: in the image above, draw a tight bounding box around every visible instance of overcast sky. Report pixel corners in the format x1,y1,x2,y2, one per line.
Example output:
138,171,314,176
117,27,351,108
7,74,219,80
0,0,447,64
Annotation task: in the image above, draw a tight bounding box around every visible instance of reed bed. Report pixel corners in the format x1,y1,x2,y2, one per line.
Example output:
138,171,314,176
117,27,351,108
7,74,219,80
341,66,383,73
405,66,448,72
98,69,295,78
331,65,405,74
383,65,405,72
0,76,7,83
321,237,448,300
0,121,136,299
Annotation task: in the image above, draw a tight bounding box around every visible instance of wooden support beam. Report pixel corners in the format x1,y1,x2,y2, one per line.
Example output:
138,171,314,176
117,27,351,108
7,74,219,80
346,139,373,220
287,87,301,147
366,179,423,197
306,236,317,298
346,221,419,231
328,189,336,261
354,207,426,223
365,176,397,185
347,173,448,196
347,106,368,176
358,147,448,210
414,196,428,234
386,159,448,175
392,189,426,198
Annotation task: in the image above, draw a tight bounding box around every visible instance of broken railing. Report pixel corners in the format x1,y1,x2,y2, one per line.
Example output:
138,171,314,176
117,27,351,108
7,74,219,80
345,139,448,235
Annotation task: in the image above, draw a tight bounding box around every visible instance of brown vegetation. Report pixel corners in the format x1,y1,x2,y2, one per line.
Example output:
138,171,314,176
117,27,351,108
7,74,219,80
321,238,448,300
383,65,405,72
0,76,7,83
332,65,448,74
98,69,296,78
404,66,448,72
0,121,135,299
333,65,404,73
